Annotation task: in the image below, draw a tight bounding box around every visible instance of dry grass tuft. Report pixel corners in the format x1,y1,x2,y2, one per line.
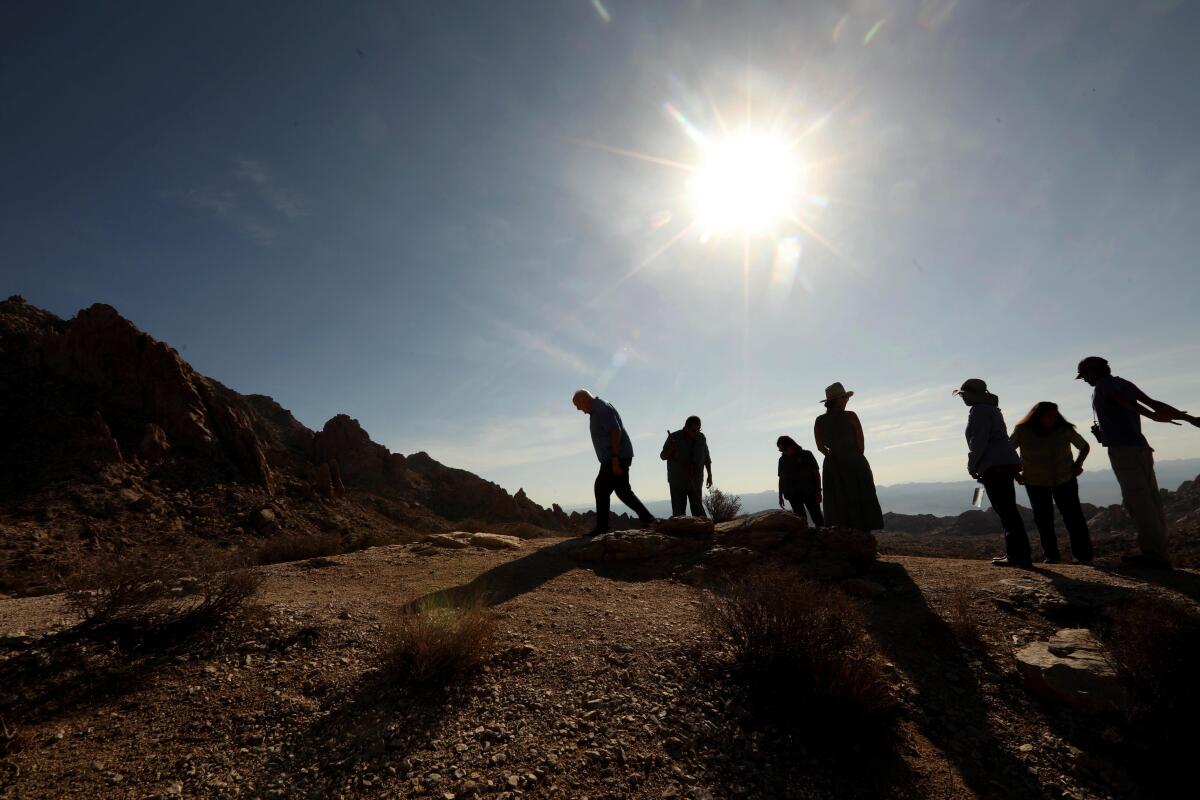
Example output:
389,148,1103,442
65,553,260,633
704,487,743,523
385,596,497,684
945,580,984,649
0,715,23,758
702,566,895,732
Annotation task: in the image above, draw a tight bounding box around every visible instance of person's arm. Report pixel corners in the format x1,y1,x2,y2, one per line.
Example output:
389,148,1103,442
778,476,785,509
1130,386,1199,426
965,408,985,479
1069,428,1090,474
660,431,674,461
702,435,713,487
849,412,865,454
814,419,830,456
609,426,624,475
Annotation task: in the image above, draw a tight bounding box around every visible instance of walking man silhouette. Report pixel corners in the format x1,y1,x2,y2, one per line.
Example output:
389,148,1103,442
572,389,656,535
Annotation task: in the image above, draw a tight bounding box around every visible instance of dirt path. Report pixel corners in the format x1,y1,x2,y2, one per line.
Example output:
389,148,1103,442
1,540,1196,799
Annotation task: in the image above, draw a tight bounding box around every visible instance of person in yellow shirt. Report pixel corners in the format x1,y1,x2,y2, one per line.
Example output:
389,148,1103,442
1009,402,1093,564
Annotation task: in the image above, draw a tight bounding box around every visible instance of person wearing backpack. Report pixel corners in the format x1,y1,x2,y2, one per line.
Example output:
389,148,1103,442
660,415,713,517
776,435,824,526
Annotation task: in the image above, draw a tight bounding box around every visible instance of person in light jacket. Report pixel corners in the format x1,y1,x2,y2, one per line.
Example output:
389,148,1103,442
1010,402,1093,564
954,378,1031,568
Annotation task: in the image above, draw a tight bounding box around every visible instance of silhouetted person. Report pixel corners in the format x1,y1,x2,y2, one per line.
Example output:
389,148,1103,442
572,389,656,535
814,383,883,531
776,435,823,526
1077,356,1199,569
660,415,712,517
1010,402,1094,564
954,379,1030,568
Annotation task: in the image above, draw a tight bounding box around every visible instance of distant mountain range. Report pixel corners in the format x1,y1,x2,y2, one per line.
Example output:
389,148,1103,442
610,458,1200,518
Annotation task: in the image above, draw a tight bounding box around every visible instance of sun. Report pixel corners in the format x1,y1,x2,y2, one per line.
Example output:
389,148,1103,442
688,129,803,235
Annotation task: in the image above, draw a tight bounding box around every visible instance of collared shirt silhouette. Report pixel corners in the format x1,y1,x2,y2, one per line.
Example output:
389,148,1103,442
572,389,655,535
1077,356,1199,568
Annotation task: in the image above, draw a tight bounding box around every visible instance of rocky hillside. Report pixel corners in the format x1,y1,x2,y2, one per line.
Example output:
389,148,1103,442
878,475,1200,566
0,297,608,596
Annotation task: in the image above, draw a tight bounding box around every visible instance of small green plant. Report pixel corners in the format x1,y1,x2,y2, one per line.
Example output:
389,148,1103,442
704,487,742,522
385,595,496,684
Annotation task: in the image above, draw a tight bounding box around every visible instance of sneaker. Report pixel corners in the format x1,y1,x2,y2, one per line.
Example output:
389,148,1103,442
640,518,662,529
992,556,1033,568
1042,557,1062,565
1070,557,1094,565
1121,554,1173,570
584,528,609,538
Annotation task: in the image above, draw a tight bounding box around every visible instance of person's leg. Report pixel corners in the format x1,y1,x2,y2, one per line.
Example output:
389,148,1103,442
687,477,707,518
1052,478,1093,562
669,482,687,517
1025,484,1061,561
612,461,655,523
982,471,1032,564
803,496,825,527
593,462,613,532
1109,447,1169,561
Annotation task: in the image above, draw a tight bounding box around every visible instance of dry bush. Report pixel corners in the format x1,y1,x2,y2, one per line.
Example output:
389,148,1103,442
703,566,895,731
253,532,343,566
0,715,22,758
945,580,984,649
385,596,496,684
65,553,260,632
1103,595,1200,722
704,487,743,523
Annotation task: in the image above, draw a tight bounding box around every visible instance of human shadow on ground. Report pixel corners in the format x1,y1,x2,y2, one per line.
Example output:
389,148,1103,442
864,561,1048,800
243,668,465,799
1095,563,1200,604
404,536,712,611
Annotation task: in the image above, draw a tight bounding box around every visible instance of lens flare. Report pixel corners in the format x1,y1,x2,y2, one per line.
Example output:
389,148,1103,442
688,130,803,234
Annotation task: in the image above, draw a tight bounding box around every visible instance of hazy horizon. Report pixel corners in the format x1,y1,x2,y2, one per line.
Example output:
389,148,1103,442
5,1,1199,510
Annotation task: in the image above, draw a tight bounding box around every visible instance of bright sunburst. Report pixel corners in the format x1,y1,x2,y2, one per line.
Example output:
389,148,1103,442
689,129,803,235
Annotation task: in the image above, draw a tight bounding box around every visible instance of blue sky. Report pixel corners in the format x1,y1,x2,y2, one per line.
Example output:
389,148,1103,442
4,1,1198,508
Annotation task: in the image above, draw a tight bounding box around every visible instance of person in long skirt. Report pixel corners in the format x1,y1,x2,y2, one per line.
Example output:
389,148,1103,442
814,383,884,531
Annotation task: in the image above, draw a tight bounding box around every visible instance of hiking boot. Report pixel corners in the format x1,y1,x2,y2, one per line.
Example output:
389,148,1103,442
992,556,1033,568
584,528,609,538
1121,554,1173,570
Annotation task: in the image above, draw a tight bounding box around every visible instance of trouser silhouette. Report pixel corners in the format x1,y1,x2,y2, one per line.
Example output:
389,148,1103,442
980,467,1031,564
669,477,707,518
595,459,654,531
1107,446,1168,560
1025,478,1093,562
785,494,825,527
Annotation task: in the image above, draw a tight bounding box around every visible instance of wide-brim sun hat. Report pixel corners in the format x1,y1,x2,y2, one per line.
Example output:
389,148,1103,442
823,382,854,403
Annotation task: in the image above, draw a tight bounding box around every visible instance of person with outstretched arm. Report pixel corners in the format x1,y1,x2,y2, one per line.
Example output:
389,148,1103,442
572,389,657,536
1076,356,1199,569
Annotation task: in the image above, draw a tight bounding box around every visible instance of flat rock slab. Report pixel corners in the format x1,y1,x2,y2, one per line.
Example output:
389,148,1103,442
569,530,708,563
655,516,715,537
424,533,472,549
1015,628,1125,713
469,533,523,550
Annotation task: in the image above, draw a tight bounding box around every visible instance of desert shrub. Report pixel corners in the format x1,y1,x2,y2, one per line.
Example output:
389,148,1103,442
66,553,260,632
702,566,895,732
1103,595,1200,722
385,596,496,684
945,580,983,649
0,715,22,757
704,487,742,522
253,532,343,565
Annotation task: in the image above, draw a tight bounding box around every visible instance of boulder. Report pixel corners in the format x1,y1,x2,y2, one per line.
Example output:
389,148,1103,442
569,530,707,563
655,516,715,537
1015,628,1126,713
138,423,171,463
714,511,806,550
250,507,280,534
423,533,472,549
470,532,523,550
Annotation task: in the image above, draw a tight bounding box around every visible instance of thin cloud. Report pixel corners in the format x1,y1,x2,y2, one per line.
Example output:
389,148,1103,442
233,157,310,220
177,188,278,246
172,157,308,246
